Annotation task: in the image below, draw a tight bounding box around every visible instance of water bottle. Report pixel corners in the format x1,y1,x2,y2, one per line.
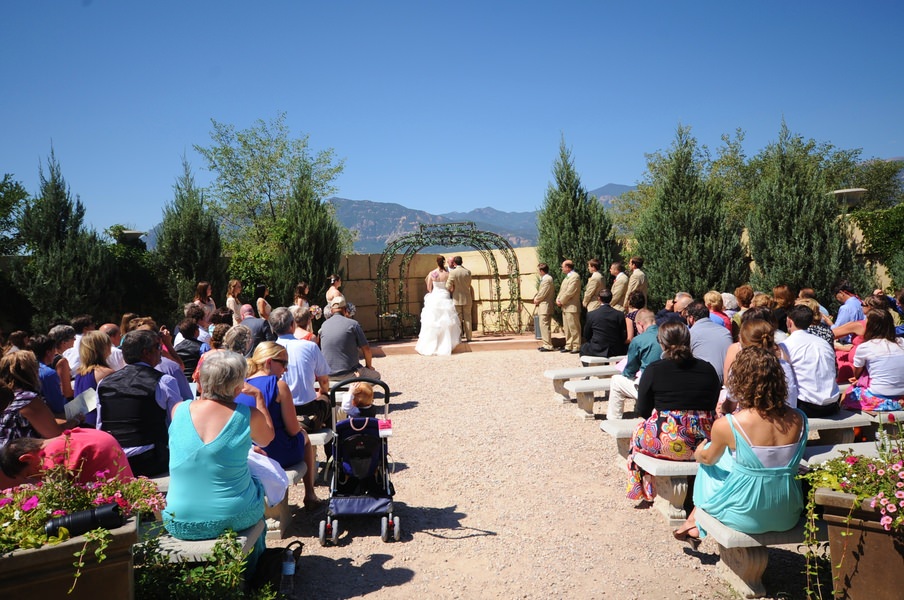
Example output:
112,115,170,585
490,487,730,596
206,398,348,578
279,547,296,596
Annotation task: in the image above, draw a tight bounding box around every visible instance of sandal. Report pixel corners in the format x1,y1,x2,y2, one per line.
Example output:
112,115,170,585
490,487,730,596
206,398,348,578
672,528,702,550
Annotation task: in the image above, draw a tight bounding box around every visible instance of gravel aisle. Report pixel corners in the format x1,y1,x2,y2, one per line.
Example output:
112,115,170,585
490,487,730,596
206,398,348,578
281,347,809,599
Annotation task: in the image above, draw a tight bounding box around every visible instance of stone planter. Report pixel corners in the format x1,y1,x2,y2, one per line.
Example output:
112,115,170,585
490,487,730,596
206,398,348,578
814,488,904,600
0,517,138,599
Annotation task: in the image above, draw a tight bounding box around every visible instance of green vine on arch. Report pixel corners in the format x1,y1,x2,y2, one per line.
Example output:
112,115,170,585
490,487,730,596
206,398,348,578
375,222,522,334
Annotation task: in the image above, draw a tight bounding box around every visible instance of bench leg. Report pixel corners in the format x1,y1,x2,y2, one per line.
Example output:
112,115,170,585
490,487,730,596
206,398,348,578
575,392,596,419
652,476,689,527
615,438,632,459
263,491,291,540
552,379,570,403
817,429,854,444
716,544,768,599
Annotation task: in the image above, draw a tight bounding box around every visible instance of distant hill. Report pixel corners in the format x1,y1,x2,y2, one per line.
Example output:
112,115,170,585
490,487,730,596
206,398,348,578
588,183,636,208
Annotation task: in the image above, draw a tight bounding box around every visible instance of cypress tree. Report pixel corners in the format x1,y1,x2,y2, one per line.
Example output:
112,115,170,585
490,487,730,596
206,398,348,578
634,127,748,306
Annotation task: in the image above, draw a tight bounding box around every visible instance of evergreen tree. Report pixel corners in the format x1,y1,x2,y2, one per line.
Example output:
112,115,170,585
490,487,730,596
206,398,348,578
537,138,617,297
634,127,748,306
155,158,227,311
270,164,345,305
746,124,873,302
0,174,27,255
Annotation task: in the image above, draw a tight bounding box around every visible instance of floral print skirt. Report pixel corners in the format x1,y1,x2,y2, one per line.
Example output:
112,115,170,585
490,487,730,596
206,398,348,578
626,409,715,501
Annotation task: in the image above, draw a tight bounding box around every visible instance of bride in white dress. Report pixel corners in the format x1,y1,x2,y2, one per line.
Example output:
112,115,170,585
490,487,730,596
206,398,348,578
415,256,462,356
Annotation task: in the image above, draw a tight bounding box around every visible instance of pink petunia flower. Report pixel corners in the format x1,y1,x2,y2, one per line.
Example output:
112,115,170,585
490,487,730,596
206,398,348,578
0,497,12,508
845,455,859,465
890,413,896,423
878,469,886,476
896,491,904,498
20,495,39,511
888,504,898,513
881,515,893,527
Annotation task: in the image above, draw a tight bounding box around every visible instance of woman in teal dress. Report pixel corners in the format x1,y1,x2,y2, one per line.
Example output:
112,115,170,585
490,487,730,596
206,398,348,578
163,351,274,563
673,346,808,547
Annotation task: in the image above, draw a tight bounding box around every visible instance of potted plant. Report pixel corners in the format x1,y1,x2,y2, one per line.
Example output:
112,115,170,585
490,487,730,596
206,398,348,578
0,435,165,599
801,416,904,599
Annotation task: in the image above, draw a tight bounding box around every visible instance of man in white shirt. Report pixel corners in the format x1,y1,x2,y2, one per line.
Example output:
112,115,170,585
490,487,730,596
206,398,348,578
62,314,94,372
782,305,840,417
270,307,331,429
100,323,126,371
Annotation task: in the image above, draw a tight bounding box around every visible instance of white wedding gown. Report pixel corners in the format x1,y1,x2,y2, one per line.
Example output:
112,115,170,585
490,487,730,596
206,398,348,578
415,280,461,356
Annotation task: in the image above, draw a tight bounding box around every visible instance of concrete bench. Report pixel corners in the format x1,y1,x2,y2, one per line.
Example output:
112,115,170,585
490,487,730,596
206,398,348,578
630,452,699,526
563,378,615,419
806,410,871,444
263,460,307,540
695,508,825,599
599,418,643,458
579,354,625,366
543,365,620,403
140,519,266,563
800,441,880,468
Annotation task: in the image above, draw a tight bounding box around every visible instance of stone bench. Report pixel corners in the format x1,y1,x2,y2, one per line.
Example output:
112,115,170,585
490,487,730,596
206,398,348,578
599,418,643,458
140,519,266,563
263,460,307,540
806,410,871,444
563,378,616,419
694,508,825,599
629,452,700,527
800,441,880,468
579,354,625,366
543,365,620,402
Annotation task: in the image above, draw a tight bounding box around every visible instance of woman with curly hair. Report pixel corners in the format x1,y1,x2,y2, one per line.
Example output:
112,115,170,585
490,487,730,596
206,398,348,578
1,351,70,447
626,321,721,503
673,346,807,548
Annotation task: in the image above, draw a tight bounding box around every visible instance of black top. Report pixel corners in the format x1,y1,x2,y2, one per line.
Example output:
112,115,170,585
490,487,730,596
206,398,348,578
636,356,721,419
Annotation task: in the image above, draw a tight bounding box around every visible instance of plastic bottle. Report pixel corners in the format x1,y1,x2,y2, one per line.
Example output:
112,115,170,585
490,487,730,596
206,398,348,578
279,547,296,596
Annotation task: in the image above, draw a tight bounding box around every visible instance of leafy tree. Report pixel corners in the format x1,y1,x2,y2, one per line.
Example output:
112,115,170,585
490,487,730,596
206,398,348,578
270,164,346,305
0,174,27,255
537,137,617,300
851,159,904,211
746,124,873,302
154,158,226,311
633,126,748,306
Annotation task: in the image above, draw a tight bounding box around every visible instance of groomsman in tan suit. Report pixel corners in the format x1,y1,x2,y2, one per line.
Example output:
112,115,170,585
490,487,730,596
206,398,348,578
447,256,473,341
556,260,582,353
626,256,648,306
609,261,629,311
582,259,604,313
533,263,555,352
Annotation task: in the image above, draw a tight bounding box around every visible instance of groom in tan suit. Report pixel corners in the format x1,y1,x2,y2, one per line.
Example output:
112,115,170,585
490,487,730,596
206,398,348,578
447,256,473,341
556,259,582,353
533,263,555,351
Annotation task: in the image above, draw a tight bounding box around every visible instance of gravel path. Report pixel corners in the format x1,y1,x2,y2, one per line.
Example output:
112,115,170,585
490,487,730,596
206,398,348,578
279,347,812,599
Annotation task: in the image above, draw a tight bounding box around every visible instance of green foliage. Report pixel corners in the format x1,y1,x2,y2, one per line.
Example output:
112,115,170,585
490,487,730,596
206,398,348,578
851,159,904,211
634,126,748,306
885,248,904,291
853,202,904,269
746,123,874,301
537,137,617,296
0,174,27,255
134,530,277,600
155,157,227,314
270,164,347,305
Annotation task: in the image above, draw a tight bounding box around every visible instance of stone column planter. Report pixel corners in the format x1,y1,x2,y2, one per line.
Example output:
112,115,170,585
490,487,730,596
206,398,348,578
814,488,904,600
0,517,138,600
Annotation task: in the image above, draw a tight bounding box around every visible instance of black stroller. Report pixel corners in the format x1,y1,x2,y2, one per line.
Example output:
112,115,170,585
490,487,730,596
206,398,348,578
319,377,399,545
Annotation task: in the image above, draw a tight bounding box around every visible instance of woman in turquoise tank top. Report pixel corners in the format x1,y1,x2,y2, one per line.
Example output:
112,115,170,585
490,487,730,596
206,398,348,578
673,346,807,547
163,351,274,563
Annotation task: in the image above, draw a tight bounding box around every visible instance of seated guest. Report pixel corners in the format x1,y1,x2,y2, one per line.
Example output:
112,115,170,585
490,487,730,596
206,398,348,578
192,323,233,386
626,321,720,502
74,330,116,426
782,305,840,417
174,318,203,379
798,287,832,321
624,290,646,337
270,308,331,430
173,304,212,346
673,347,807,547
832,282,864,342
607,309,661,420
704,290,732,333
0,427,133,487
100,323,126,371
655,292,692,326
794,297,834,346
48,324,76,400
27,334,67,416
841,308,904,412
833,294,888,382
63,314,95,373
319,297,375,380
686,300,733,384
241,304,274,354
163,351,274,567
96,330,182,477
772,285,795,333
580,289,629,358
236,342,320,509
722,317,798,414
340,381,377,418
1,351,71,448
290,306,317,343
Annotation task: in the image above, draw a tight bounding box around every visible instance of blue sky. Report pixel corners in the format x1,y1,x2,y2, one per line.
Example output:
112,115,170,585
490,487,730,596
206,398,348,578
2,1,902,234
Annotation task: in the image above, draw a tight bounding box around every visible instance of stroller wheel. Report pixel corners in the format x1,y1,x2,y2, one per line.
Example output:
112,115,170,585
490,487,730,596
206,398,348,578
318,519,328,547
331,519,340,544
393,515,401,542
380,516,390,543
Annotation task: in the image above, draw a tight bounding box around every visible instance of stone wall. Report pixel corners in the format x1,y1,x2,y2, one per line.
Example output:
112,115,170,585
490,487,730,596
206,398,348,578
333,247,542,339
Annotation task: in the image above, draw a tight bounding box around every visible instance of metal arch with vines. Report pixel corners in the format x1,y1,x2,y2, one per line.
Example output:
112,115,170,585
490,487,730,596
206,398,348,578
375,222,522,337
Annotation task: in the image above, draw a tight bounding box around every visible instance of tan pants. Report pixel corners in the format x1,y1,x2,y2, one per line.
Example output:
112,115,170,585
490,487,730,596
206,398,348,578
608,374,638,419
456,304,472,341
538,312,553,349
562,311,581,351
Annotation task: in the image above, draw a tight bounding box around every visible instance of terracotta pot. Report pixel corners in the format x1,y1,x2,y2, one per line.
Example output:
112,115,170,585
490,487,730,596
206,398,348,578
0,517,137,599
814,488,904,600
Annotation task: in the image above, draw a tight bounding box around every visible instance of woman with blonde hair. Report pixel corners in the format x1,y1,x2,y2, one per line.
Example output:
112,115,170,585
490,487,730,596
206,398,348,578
721,317,798,414
704,290,731,333
226,279,243,326
237,342,320,508
74,331,116,426
1,351,69,447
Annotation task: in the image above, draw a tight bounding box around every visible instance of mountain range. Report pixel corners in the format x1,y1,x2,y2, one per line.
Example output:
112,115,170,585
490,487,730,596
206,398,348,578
330,183,635,253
